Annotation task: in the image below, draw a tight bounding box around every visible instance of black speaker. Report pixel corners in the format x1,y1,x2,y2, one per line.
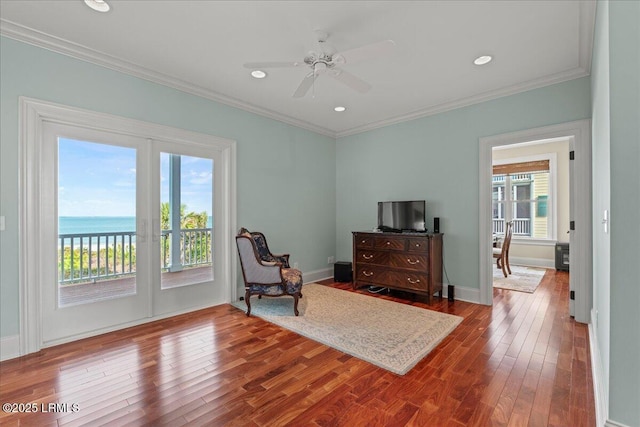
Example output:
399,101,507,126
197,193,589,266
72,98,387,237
334,262,352,282
434,217,440,233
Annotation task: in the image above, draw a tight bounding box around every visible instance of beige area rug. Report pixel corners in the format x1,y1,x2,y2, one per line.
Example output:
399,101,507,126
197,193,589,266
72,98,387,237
232,284,463,375
493,264,547,293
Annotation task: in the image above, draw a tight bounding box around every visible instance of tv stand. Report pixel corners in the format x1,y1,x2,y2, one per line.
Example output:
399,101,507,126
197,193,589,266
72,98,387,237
352,231,443,304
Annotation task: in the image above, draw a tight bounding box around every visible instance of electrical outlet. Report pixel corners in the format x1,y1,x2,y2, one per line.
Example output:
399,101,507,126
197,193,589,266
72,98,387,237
293,262,299,269
328,256,335,264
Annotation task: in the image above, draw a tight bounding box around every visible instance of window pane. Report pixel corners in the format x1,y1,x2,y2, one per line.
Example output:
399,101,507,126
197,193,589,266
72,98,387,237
58,138,137,307
492,184,505,201
160,153,213,289
514,183,531,201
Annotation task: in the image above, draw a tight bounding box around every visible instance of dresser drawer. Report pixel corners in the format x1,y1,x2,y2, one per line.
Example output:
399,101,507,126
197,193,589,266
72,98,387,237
355,250,388,265
355,266,387,285
355,234,375,249
387,271,429,291
406,238,428,253
389,253,428,271
374,236,405,251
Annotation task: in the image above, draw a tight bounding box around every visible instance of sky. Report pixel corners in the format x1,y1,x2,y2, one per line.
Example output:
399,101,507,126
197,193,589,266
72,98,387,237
58,138,213,217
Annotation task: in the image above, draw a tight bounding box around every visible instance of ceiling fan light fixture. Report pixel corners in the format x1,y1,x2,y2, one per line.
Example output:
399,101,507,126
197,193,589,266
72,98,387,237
84,0,110,12
334,106,346,112
473,55,493,66
250,70,267,79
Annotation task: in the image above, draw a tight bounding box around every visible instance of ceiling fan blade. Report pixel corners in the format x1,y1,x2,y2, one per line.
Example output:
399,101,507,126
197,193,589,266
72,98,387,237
333,40,396,65
327,68,372,93
243,61,302,69
292,72,315,98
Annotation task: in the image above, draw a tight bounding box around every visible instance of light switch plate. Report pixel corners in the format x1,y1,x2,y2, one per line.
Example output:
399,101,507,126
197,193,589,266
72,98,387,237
0,216,5,231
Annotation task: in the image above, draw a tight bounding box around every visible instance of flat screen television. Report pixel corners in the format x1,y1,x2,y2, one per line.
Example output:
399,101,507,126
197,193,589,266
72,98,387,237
377,200,426,232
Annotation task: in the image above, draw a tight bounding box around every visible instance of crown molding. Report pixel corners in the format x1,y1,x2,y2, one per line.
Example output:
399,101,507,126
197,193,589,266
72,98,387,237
0,19,337,139
335,66,590,138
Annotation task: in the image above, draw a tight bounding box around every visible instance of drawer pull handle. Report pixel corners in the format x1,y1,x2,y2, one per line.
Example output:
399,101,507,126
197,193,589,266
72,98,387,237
386,241,391,245
363,271,374,277
407,258,420,265
361,240,366,244
362,254,374,260
407,278,421,284
415,243,421,247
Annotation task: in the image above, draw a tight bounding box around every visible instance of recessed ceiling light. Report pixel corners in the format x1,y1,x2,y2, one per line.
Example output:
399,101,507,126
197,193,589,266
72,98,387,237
334,106,346,112
251,70,267,79
473,55,493,66
84,0,110,12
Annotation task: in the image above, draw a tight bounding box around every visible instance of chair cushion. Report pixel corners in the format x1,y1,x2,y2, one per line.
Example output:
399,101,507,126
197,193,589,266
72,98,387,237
492,247,502,256
282,268,303,294
248,284,285,296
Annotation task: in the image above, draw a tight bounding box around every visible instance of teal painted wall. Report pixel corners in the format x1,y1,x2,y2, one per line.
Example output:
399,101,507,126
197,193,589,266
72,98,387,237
336,77,591,293
592,2,640,425
0,36,336,339
591,0,612,418
591,2,611,422
608,1,640,425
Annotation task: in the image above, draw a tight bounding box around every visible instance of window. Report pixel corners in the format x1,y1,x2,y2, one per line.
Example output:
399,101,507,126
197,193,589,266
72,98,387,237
492,159,553,239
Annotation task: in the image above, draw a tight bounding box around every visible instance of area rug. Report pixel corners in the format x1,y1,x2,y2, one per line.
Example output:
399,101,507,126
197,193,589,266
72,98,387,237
232,284,462,375
493,265,547,293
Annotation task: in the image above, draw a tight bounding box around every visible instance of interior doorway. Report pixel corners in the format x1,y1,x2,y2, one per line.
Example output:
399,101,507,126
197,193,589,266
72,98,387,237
478,120,592,324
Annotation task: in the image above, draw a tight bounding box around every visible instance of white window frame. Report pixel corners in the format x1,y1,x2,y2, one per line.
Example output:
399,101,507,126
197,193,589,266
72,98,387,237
492,153,558,245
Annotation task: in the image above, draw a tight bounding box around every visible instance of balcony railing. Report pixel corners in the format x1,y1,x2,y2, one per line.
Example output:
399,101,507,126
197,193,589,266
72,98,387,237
492,218,531,236
161,228,212,270
58,228,212,285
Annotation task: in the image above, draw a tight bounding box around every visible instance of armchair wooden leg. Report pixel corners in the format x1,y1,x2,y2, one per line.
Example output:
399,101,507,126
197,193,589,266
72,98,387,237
500,256,507,278
292,293,300,316
505,252,512,275
245,289,252,317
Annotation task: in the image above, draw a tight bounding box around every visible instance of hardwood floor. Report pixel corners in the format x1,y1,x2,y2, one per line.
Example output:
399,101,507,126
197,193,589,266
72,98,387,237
0,269,595,426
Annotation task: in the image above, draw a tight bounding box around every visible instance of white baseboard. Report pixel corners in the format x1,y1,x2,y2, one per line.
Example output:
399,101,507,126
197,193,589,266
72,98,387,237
605,421,632,427
0,334,21,361
443,284,481,304
304,267,333,284
509,257,555,269
589,309,609,427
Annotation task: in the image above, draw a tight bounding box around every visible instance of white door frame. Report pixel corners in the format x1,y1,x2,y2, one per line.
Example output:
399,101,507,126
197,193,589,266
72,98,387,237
19,97,237,354
478,119,592,324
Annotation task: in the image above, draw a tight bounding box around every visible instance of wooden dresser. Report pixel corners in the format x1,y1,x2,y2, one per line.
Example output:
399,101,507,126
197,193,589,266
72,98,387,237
352,231,443,304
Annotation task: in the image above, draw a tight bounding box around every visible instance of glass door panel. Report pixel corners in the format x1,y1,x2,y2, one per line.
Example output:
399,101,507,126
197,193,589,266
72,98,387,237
41,122,151,345
152,142,224,316
57,138,138,307
160,152,214,289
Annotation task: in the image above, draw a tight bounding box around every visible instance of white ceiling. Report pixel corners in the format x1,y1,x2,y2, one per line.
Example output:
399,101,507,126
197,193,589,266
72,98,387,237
0,1,595,138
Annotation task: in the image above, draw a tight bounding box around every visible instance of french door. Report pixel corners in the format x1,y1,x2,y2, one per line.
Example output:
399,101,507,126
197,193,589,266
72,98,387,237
36,118,228,346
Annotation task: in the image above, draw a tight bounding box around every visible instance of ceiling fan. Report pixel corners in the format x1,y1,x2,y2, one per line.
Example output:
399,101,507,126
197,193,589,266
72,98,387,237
243,30,395,98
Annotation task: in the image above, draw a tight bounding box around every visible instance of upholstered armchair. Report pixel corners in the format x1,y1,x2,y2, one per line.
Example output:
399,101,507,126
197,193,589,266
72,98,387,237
236,229,303,316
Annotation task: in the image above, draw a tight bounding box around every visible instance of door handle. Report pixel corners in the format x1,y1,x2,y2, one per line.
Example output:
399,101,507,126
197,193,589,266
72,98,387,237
137,219,147,243
152,219,161,242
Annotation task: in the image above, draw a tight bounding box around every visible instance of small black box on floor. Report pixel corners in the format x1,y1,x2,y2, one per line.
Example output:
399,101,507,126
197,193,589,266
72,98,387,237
334,261,352,282
555,243,570,271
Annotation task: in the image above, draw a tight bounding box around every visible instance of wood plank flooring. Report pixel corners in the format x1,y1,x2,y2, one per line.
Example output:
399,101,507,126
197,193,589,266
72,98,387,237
0,269,595,426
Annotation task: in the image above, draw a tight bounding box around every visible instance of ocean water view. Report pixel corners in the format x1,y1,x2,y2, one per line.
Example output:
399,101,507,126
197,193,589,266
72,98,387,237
59,216,213,235
59,216,136,235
